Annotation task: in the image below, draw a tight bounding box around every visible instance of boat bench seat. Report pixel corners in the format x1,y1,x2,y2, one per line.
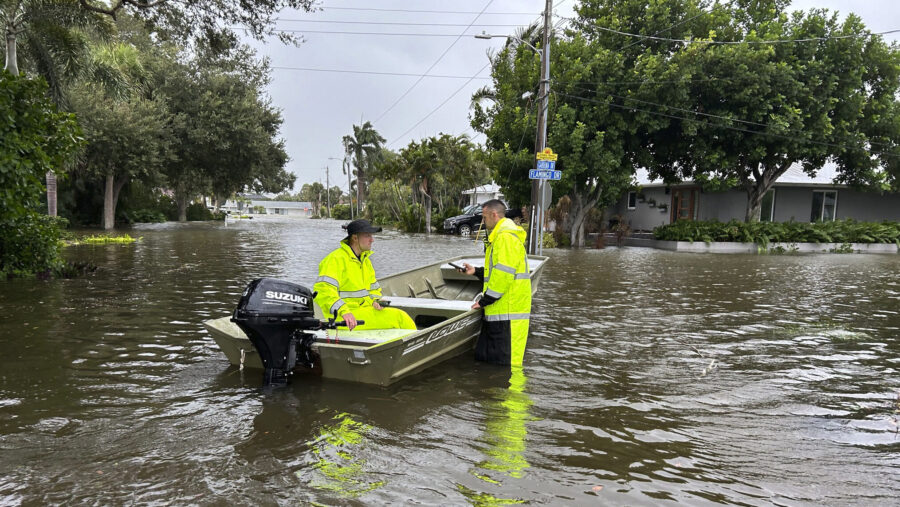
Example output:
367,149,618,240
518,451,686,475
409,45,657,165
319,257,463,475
310,327,413,345
381,296,474,313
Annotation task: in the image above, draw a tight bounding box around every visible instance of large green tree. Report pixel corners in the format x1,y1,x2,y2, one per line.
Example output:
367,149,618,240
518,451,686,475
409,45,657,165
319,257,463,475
70,78,171,230
637,0,900,221
475,0,900,245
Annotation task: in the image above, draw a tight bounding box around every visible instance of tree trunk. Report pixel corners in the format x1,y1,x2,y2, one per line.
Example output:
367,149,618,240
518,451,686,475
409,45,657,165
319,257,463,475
745,185,765,223
5,28,18,75
567,192,600,248
424,192,432,236
176,193,189,222
743,161,791,223
46,171,57,217
102,174,115,230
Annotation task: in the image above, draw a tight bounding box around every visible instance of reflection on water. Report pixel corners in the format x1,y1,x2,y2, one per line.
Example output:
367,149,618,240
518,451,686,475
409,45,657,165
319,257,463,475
301,412,385,498
460,367,532,506
0,217,898,505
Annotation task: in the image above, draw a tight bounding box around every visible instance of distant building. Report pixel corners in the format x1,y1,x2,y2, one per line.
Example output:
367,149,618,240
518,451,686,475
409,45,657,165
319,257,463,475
609,163,900,231
221,198,315,217
462,182,504,206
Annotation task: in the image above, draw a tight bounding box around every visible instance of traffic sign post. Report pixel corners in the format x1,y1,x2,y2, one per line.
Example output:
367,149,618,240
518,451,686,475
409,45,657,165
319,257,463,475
532,148,559,255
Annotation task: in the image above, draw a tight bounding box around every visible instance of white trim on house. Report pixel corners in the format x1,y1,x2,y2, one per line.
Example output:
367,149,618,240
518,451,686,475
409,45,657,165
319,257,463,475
462,182,504,206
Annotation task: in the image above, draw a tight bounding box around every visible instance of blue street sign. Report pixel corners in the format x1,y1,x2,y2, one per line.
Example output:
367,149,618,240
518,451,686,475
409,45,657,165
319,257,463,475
529,169,562,180
536,160,556,170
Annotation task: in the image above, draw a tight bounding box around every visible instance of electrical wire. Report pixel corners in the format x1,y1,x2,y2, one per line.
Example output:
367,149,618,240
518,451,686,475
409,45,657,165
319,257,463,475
571,20,900,44
374,0,496,124
554,91,900,158
316,6,539,15
562,83,900,150
273,19,527,27
259,28,491,37
271,66,491,79
619,11,707,50
389,62,492,146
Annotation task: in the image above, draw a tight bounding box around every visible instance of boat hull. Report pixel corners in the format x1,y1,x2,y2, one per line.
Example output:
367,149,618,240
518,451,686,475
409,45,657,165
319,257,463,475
202,254,548,385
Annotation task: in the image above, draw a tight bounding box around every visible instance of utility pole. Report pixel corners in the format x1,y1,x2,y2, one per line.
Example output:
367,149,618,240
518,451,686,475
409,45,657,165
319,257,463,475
325,165,331,218
529,0,553,255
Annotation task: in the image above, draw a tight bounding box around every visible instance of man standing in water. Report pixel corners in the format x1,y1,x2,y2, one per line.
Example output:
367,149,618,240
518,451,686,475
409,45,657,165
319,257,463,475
314,219,416,331
460,199,532,366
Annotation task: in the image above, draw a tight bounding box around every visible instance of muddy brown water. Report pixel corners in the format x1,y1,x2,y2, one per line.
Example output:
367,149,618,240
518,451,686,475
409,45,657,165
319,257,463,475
1,217,898,505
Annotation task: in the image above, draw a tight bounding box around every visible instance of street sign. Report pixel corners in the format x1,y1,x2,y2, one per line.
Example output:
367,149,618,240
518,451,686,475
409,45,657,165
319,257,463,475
536,147,558,161
536,159,555,170
529,169,561,180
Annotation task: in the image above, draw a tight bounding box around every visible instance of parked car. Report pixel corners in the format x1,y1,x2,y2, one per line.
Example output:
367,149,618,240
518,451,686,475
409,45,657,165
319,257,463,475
443,202,524,235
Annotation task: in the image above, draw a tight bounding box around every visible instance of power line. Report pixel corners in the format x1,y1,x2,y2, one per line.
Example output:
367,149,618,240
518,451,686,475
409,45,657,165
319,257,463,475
386,2,560,150
572,21,900,44
620,11,707,50
374,0,496,124
555,91,899,158
259,28,492,37
389,62,492,147
317,6,538,15
274,19,527,27
271,66,491,79
554,76,733,87
563,83,899,150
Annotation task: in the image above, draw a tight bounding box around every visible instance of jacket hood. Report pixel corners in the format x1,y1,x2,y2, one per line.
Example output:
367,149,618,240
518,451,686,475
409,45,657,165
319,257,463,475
488,218,526,244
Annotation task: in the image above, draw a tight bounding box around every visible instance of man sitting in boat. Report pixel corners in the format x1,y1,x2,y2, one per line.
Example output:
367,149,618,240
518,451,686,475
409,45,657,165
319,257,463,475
460,199,532,367
314,219,417,331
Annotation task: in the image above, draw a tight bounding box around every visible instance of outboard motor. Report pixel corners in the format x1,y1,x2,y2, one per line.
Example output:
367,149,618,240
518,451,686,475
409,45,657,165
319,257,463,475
231,278,321,385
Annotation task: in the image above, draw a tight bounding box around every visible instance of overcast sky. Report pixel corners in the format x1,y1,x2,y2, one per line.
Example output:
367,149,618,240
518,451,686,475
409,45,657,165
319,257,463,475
243,0,900,192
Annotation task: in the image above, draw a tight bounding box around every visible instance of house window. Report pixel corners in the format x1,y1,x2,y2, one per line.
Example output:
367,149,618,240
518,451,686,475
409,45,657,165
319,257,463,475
810,190,837,222
760,189,775,222
627,191,637,210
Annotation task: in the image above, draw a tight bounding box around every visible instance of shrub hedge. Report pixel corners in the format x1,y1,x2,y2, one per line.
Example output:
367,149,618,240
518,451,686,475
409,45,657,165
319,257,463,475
653,219,900,246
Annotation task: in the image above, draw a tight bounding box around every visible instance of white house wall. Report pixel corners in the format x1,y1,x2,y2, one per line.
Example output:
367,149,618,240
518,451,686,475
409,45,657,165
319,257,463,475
773,186,900,222
610,185,899,232
612,187,670,231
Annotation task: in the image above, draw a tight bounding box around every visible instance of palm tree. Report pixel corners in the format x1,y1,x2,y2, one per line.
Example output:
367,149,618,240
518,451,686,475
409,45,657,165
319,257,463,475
341,121,385,215
2,0,113,216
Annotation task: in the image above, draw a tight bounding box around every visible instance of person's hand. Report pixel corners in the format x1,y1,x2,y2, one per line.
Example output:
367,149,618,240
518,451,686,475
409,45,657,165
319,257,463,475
341,312,358,330
372,301,383,310
462,262,476,276
471,301,482,310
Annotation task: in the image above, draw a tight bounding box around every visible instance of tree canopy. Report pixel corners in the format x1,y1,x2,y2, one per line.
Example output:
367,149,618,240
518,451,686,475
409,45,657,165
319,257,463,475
474,0,900,245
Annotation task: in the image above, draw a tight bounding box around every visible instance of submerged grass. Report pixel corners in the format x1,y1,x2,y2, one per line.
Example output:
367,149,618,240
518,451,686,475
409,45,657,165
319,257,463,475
63,234,141,246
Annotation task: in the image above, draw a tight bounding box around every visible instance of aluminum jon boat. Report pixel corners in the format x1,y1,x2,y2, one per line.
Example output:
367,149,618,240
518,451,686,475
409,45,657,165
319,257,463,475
202,254,548,386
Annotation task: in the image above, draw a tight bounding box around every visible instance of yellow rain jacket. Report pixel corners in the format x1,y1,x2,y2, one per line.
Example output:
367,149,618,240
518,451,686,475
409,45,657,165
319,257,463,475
314,240,416,330
477,218,532,366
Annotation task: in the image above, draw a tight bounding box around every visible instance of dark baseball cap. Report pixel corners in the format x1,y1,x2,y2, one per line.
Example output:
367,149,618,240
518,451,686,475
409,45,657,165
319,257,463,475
343,219,382,235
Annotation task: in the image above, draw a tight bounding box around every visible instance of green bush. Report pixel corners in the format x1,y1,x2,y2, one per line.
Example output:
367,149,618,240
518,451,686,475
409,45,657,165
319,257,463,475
186,202,214,221
126,209,167,223
433,206,463,232
653,219,900,246
331,204,351,220
0,213,67,278
398,203,424,233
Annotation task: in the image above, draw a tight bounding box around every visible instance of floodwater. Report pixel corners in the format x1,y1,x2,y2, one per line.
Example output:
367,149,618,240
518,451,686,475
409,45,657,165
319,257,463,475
1,217,898,505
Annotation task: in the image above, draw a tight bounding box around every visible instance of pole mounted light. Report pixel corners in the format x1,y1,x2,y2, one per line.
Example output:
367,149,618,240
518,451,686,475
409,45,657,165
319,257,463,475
475,0,553,255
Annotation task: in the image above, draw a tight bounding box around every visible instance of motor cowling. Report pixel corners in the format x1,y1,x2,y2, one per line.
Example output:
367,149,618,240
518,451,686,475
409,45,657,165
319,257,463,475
231,278,320,385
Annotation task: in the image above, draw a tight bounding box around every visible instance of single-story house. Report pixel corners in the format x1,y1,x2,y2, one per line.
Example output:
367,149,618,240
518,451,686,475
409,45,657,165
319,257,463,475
462,182,504,206
221,199,315,216
609,163,900,231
